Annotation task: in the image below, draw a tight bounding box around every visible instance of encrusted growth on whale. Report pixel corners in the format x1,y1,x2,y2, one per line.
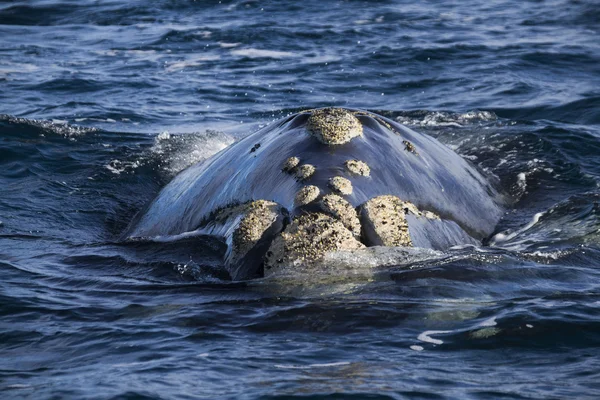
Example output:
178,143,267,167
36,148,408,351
307,108,363,145
232,200,281,256
264,212,365,275
221,200,286,280
360,195,413,247
345,159,371,176
282,156,300,172
295,185,320,205
319,194,361,238
329,176,353,195
295,164,316,180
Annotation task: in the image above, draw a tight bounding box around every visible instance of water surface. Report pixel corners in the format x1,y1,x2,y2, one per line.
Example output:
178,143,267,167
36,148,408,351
2,1,600,398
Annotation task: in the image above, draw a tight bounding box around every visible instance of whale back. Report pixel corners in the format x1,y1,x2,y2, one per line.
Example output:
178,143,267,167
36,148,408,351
126,110,503,240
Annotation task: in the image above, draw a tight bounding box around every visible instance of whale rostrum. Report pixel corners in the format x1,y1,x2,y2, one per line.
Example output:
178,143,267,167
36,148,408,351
125,108,504,280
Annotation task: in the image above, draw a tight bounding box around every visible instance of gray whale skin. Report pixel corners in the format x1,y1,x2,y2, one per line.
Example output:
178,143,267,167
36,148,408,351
125,108,503,280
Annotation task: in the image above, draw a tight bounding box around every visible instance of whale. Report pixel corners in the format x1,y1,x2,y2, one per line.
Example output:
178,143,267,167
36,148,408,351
125,108,504,280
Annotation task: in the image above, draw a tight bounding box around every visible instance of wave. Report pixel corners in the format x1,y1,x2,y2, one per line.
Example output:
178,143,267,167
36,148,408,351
493,96,600,125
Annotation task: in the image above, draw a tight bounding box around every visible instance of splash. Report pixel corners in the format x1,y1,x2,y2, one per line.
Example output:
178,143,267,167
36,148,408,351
149,129,234,176
394,110,498,127
0,114,98,137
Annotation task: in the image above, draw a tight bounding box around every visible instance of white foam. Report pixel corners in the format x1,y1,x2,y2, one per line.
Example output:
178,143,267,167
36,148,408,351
274,361,350,370
410,345,424,351
126,49,157,56
230,48,296,59
157,131,171,140
526,250,565,259
417,330,452,345
517,172,527,186
323,246,442,269
194,30,212,38
479,316,497,327
219,42,241,48
396,110,498,127
304,55,342,65
105,159,141,175
490,211,544,245
6,384,31,389
3,116,98,137
150,129,234,176
165,55,221,72
138,228,206,243
264,246,444,283
0,62,39,77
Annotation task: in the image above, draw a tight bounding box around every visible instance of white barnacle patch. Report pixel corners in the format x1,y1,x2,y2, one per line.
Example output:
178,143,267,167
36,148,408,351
344,159,370,177
295,164,316,181
264,212,365,275
328,176,353,195
232,200,281,258
307,108,363,145
282,156,300,172
422,210,440,220
319,194,361,238
295,185,320,206
360,195,413,247
402,202,440,220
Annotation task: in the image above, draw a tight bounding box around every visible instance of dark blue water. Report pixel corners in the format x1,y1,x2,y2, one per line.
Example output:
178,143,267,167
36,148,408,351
2,1,600,398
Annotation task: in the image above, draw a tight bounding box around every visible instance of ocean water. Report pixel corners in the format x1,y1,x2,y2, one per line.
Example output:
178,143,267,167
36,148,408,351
2,0,600,399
